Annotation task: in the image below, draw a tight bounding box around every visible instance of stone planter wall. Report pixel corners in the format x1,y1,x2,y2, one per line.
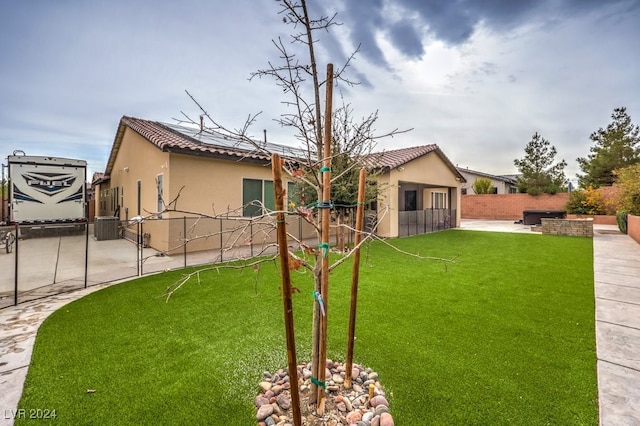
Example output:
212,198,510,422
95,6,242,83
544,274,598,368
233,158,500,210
541,218,593,237
566,214,617,225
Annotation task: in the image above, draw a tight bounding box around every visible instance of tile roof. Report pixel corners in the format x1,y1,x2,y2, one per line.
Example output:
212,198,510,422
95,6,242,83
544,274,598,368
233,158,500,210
370,145,465,182
104,116,464,182
370,144,438,169
105,116,304,176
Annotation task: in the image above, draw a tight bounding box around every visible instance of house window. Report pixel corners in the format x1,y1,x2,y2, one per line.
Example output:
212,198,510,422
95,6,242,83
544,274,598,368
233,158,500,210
111,187,119,213
432,192,447,209
461,188,468,195
243,179,275,217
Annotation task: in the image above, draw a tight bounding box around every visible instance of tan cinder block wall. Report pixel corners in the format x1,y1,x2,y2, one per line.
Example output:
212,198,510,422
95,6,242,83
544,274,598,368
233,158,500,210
541,218,593,237
461,193,570,220
628,215,640,245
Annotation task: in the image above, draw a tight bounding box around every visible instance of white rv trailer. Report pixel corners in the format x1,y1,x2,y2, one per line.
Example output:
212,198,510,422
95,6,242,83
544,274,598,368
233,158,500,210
8,155,87,224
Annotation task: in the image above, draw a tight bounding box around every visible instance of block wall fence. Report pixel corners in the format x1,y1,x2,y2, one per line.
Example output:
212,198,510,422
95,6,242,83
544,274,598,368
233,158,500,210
629,215,640,245
460,193,570,220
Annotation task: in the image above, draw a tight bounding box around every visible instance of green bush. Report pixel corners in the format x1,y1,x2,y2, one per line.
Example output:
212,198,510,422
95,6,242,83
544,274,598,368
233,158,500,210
472,177,495,194
566,191,589,214
617,210,628,234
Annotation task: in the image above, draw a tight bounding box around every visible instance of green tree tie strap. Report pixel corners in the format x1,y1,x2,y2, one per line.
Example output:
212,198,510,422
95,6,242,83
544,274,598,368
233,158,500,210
317,200,333,209
311,377,326,389
318,243,329,257
312,290,325,316
319,166,331,173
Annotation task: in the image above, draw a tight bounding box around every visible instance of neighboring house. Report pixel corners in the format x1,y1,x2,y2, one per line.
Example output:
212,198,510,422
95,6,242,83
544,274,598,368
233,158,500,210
94,116,465,252
457,167,518,195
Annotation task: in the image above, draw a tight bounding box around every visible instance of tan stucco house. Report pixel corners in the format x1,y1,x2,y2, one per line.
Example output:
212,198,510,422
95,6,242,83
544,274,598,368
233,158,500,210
94,116,464,252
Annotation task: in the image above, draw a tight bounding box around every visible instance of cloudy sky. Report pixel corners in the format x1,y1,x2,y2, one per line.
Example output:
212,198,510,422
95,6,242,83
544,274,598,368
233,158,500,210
1,0,639,181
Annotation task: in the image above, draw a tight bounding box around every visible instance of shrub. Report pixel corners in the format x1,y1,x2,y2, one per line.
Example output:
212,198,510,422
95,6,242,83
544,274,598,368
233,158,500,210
566,186,616,215
614,164,640,215
472,178,495,194
616,210,628,234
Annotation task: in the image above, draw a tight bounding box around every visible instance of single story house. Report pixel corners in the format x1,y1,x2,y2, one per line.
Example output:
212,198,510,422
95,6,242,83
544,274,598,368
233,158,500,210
457,167,518,194
94,116,465,252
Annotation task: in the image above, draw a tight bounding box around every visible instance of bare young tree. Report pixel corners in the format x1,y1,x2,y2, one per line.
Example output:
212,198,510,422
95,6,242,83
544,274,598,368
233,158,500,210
162,0,445,419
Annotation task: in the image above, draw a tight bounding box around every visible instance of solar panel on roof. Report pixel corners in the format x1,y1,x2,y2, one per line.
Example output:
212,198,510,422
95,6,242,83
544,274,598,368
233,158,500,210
162,122,310,158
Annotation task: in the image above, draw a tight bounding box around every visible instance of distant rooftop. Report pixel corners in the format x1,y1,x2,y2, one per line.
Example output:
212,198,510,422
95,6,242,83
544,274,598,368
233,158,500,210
457,167,518,184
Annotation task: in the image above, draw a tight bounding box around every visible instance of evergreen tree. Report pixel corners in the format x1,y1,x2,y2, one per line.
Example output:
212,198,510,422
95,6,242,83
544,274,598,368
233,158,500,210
577,107,640,188
514,132,567,195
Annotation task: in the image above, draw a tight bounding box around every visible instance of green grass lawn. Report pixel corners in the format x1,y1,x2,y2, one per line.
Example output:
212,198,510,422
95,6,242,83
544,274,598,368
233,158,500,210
17,230,598,425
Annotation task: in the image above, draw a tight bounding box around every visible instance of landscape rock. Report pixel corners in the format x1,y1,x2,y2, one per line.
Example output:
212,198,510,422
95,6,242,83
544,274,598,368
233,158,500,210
255,396,269,407
374,405,390,416
346,410,363,424
256,404,274,421
256,361,392,425
380,412,394,426
276,393,291,410
259,381,272,392
370,395,389,408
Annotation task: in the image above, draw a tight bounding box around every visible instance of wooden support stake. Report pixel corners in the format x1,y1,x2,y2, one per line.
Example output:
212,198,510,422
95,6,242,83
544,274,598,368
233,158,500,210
345,168,367,388
316,63,334,415
272,154,302,426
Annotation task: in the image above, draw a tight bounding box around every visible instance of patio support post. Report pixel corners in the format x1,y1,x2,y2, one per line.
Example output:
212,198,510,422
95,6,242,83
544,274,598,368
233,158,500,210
271,154,302,426
140,222,144,276
84,220,89,288
136,221,141,276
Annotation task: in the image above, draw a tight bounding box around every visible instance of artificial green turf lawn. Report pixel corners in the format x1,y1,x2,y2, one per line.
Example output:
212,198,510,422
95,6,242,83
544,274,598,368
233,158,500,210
17,230,598,425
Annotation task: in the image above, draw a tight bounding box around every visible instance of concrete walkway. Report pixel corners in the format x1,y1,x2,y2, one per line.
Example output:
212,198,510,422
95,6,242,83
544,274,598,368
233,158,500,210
593,228,640,425
0,220,639,424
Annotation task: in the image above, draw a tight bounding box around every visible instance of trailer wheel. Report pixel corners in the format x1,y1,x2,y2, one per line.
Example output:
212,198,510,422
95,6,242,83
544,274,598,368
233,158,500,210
5,232,15,254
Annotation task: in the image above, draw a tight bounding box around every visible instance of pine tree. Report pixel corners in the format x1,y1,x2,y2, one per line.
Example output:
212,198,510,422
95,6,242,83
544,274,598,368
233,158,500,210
514,132,567,195
577,107,640,188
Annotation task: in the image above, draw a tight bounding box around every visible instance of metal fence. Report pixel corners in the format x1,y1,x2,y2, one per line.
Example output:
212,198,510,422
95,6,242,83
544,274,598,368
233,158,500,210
398,209,456,237
0,210,458,309
0,215,358,309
